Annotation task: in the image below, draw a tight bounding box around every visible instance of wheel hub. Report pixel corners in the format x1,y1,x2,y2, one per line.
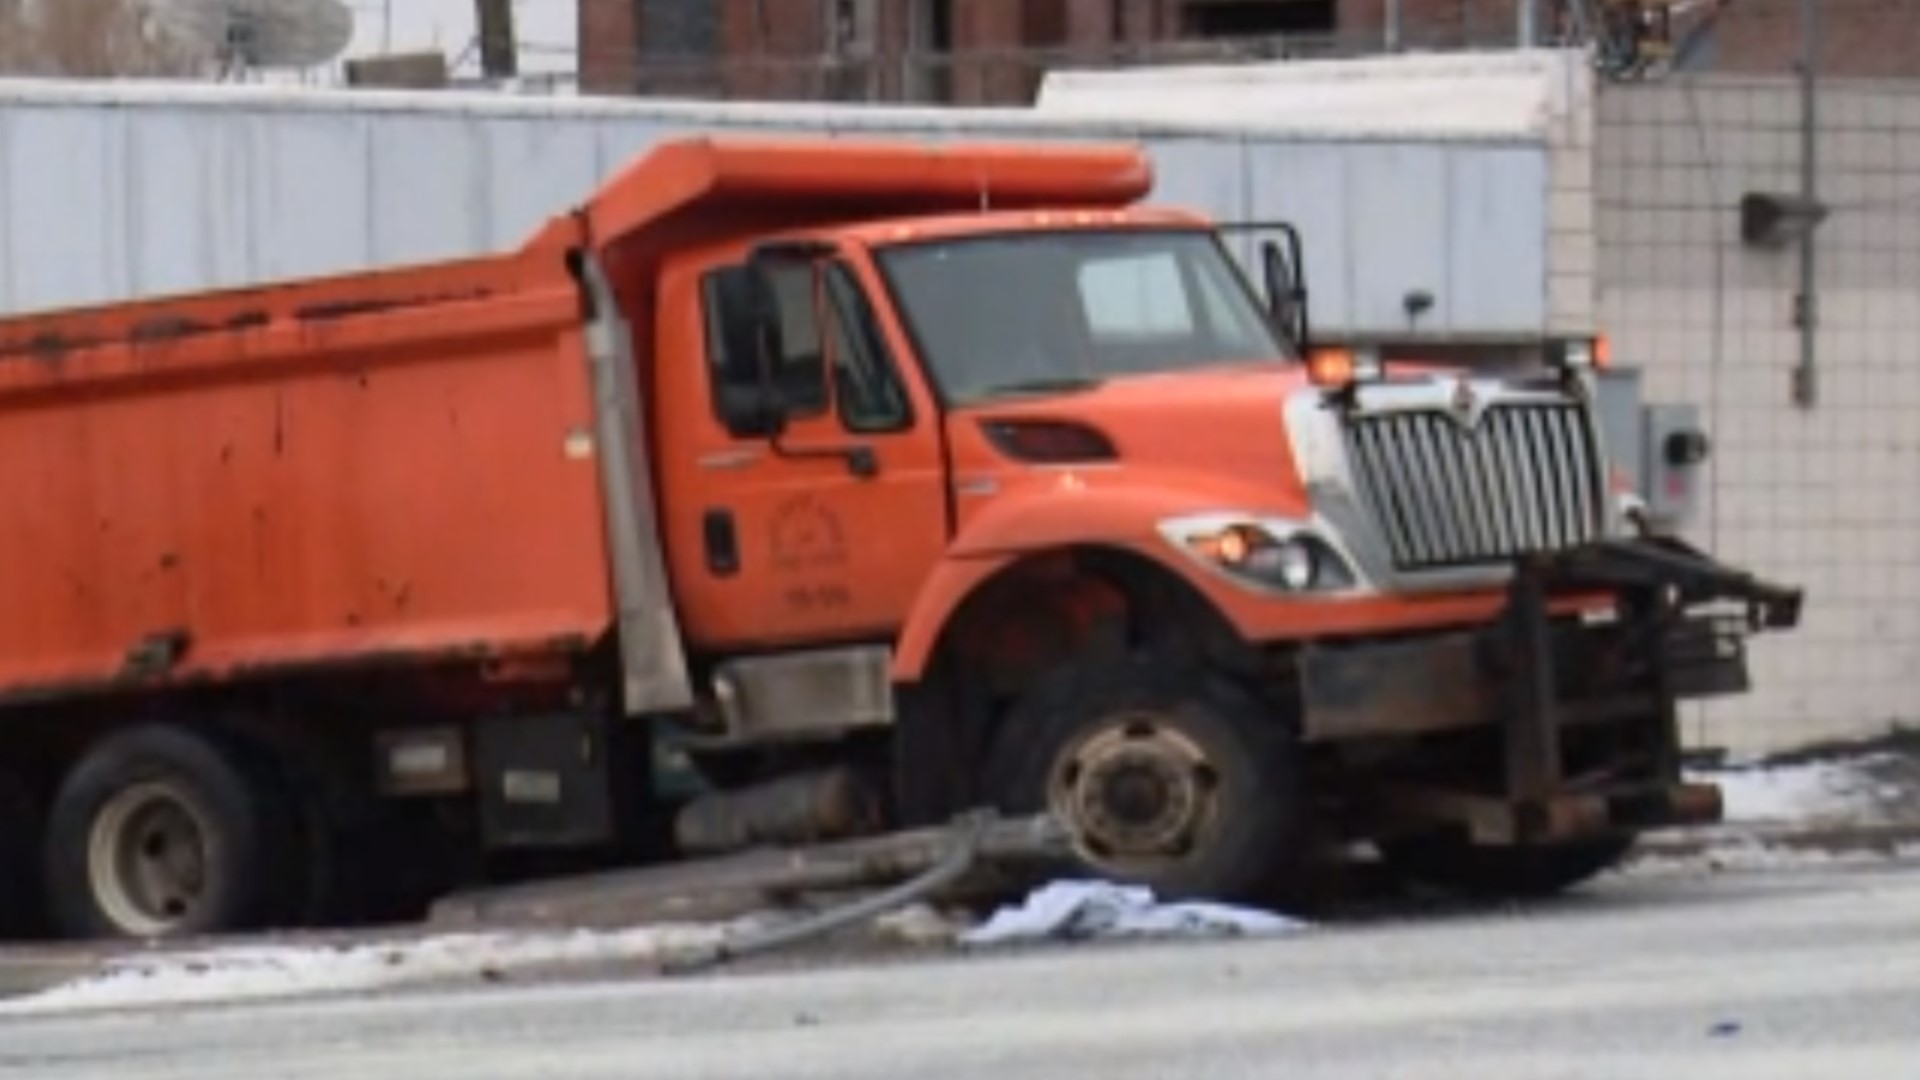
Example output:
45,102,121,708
1049,714,1221,868
87,781,212,937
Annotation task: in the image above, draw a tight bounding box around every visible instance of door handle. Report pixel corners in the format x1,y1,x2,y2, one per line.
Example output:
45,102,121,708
703,509,740,577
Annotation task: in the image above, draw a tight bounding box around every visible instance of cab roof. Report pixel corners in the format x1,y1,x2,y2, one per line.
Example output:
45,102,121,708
832,206,1214,250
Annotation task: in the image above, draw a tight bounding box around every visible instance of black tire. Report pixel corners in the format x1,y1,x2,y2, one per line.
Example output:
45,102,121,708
44,725,302,940
984,654,1306,903
1378,831,1638,900
0,769,45,939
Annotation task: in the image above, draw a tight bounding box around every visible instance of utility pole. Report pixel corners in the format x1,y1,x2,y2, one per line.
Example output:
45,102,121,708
475,0,518,80
1792,0,1820,407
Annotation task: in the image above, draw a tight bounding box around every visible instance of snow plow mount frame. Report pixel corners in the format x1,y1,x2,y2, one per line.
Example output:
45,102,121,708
1490,537,1801,843
1302,538,1803,845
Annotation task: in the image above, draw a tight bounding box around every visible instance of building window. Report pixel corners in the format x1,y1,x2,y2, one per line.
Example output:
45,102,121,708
905,0,955,103
636,0,721,93
1182,0,1336,37
638,0,720,55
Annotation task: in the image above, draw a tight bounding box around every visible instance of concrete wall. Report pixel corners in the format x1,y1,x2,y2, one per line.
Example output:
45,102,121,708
1598,76,1920,756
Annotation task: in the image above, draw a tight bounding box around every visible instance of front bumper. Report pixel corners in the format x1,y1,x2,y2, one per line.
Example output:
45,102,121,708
1298,538,1804,843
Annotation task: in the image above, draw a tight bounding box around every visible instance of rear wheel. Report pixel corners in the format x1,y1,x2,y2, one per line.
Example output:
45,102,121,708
44,725,302,940
985,654,1306,903
1378,831,1638,900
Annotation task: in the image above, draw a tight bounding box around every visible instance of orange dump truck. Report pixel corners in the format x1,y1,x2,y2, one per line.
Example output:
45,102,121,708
0,136,1801,940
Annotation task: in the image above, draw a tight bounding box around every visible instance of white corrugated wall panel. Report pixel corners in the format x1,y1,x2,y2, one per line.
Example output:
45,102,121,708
1447,145,1551,334
1243,141,1356,333
252,112,376,286
370,114,490,265
2,106,132,311
486,119,601,247
0,85,1558,343
1346,143,1453,334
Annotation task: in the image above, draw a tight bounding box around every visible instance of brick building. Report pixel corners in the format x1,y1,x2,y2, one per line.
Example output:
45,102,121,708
579,0,1323,102
578,1,1920,103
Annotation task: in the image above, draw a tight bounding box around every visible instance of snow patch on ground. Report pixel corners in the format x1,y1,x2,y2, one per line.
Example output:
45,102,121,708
1692,754,1903,827
1616,751,1920,879
1623,836,1920,879
0,920,751,1017
871,903,977,948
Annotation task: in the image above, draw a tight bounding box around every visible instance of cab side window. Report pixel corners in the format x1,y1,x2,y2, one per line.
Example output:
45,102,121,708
822,263,911,433
703,262,829,428
701,259,910,435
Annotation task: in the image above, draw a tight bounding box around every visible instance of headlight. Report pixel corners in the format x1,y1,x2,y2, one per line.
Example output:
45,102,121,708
1160,515,1360,594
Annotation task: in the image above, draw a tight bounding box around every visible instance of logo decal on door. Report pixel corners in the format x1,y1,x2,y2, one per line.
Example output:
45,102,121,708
769,494,850,574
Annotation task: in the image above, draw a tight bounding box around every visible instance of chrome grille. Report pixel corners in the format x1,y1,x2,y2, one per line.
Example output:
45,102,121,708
1343,402,1605,571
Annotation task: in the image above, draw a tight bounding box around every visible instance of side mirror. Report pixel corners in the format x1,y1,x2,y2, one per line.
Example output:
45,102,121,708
711,265,790,439
1259,227,1310,352
715,240,830,440
715,383,788,439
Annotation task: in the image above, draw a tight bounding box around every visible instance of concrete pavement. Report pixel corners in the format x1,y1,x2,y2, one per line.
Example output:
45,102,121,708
0,855,1913,1079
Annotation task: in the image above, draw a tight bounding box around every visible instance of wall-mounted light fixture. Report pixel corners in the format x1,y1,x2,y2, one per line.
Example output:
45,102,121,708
1739,191,1829,251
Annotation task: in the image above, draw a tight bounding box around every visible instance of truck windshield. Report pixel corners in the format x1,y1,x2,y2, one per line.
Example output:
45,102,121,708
875,228,1288,405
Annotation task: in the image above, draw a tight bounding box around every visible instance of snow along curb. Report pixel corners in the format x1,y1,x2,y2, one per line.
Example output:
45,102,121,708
0,920,755,1017
1632,821,1920,862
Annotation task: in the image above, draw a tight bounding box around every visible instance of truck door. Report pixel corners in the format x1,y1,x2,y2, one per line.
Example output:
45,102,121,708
657,250,950,651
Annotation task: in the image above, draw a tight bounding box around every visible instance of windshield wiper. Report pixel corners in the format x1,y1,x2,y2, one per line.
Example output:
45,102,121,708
975,376,1106,401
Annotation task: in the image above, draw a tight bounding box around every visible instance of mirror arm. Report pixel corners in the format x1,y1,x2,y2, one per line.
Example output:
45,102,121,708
1224,220,1311,354
1215,219,1304,235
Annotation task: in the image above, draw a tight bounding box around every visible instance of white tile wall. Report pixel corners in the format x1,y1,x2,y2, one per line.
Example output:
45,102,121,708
1600,77,1920,756
1548,58,1599,336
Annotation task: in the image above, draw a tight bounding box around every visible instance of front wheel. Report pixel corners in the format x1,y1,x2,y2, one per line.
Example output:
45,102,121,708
1378,831,1638,900
984,655,1306,903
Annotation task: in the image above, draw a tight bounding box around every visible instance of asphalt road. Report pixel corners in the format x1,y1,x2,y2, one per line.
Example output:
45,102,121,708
2,857,1916,1080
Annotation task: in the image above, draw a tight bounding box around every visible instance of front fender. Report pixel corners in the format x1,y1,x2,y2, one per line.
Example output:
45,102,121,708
891,479,1309,682
891,554,1015,683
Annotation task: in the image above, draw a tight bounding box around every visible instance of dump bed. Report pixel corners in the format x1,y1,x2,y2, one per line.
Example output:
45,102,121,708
0,239,612,702
0,136,1151,706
